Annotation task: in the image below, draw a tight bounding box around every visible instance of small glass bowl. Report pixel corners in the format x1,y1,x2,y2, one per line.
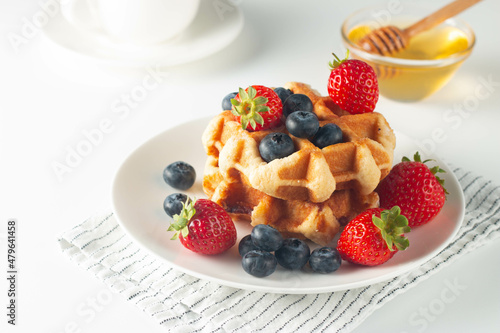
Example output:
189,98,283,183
341,4,475,102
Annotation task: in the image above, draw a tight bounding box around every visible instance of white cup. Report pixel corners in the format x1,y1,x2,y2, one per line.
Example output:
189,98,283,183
61,0,201,44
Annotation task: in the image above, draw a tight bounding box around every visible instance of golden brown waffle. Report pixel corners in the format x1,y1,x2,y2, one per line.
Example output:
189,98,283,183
202,82,396,203
206,176,379,245
201,82,396,245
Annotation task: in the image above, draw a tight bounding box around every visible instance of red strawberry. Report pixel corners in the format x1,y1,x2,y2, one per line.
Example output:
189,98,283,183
376,152,448,228
168,198,237,255
231,85,283,131
337,206,410,266
327,50,379,114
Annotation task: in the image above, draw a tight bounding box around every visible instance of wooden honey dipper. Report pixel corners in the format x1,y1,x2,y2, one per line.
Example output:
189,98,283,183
358,0,481,56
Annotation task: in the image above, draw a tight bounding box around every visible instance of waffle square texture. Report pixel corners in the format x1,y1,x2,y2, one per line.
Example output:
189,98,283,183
202,82,396,245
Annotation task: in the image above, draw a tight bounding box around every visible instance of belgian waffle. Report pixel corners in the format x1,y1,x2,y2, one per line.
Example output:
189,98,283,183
202,82,396,203
201,82,395,245
206,176,379,245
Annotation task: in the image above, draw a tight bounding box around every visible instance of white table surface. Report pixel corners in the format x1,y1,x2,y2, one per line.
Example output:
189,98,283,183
1,0,499,332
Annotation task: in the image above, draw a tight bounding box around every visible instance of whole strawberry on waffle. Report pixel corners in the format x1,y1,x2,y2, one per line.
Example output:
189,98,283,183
327,50,379,115
202,82,396,245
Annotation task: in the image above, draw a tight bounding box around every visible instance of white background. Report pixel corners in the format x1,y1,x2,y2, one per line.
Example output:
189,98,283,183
1,0,500,332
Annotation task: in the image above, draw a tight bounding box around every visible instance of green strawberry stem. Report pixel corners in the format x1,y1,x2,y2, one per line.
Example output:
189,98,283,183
372,206,410,252
230,86,269,130
402,152,449,195
168,197,195,240
329,49,350,70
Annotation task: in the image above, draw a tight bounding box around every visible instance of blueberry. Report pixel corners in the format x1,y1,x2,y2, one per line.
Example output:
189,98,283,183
238,234,259,256
286,111,320,139
311,123,343,148
273,87,293,105
242,250,277,278
309,247,342,273
163,161,196,190
222,92,238,111
251,224,283,252
282,94,314,117
259,133,295,163
163,193,191,218
275,238,311,270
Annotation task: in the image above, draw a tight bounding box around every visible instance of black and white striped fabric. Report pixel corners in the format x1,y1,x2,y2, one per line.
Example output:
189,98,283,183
58,168,500,332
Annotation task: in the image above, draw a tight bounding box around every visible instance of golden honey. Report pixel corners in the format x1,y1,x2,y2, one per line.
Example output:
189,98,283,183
347,23,473,101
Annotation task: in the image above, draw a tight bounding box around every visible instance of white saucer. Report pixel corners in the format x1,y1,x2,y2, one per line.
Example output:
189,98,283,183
42,0,244,67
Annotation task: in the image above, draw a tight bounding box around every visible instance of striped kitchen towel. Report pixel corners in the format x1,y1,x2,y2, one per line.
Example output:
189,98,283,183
58,167,500,332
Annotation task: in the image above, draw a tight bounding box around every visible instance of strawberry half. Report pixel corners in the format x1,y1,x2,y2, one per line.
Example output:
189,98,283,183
337,206,410,266
327,50,379,114
168,198,237,255
231,85,283,131
376,152,448,228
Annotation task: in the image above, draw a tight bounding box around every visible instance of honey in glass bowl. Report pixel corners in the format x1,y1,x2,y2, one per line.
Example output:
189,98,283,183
342,6,475,102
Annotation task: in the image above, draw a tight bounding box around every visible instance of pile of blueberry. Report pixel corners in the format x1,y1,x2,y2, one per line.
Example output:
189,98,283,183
239,224,342,277
223,87,344,163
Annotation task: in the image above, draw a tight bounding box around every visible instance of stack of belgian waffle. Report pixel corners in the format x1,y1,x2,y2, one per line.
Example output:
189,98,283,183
202,82,396,245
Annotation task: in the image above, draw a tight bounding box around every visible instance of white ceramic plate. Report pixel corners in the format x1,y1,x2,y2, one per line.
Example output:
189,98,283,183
42,0,243,67
111,117,465,294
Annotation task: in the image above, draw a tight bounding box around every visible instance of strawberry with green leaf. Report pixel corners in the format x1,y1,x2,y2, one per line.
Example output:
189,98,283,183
168,198,237,255
231,85,283,131
376,152,448,227
327,50,379,114
337,206,410,266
